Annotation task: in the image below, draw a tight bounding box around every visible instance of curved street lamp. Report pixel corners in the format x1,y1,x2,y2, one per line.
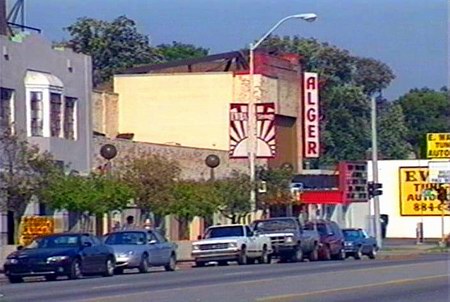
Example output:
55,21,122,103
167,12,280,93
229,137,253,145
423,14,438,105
247,13,318,213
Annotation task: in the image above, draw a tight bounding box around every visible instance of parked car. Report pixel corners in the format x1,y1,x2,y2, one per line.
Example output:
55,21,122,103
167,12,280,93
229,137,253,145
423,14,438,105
191,224,272,267
304,220,346,261
3,233,115,283
252,217,320,262
342,228,378,259
104,229,177,273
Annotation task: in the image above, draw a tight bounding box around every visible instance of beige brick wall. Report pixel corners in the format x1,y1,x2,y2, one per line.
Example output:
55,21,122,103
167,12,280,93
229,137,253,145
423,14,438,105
92,90,119,138
93,136,266,180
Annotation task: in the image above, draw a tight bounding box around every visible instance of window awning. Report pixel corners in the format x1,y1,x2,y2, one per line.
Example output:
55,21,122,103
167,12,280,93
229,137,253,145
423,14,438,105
24,70,63,89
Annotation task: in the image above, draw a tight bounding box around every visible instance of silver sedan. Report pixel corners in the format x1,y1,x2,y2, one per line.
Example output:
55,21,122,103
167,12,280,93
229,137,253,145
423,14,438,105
104,229,177,274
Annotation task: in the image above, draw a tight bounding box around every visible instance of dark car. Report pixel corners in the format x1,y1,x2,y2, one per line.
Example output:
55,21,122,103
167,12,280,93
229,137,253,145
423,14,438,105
253,217,320,262
3,233,115,283
342,228,378,259
304,220,345,261
104,229,177,273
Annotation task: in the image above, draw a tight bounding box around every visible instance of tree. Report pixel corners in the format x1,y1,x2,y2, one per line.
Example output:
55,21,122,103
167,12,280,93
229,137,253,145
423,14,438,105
396,88,450,157
156,41,209,62
257,167,293,217
167,180,216,239
377,100,413,159
63,16,161,86
42,173,134,231
119,154,181,217
212,171,252,224
0,129,60,242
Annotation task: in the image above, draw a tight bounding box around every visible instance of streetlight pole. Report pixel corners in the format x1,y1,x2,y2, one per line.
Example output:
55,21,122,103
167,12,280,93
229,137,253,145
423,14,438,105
371,95,382,248
247,13,317,215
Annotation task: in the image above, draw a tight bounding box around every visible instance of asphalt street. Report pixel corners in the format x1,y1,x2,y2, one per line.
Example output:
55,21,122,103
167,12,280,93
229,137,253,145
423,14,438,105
0,254,448,302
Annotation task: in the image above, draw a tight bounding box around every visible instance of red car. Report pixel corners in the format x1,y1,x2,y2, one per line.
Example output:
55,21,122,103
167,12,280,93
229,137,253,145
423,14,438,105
304,220,346,260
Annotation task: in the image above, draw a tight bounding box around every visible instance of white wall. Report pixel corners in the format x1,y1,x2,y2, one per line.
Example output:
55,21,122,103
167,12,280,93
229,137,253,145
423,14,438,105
348,160,450,238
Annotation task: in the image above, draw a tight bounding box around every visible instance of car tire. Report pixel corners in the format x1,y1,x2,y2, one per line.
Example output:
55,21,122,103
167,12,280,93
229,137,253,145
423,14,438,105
114,267,124,275
258,247,270,264
45,275,58,281
368,247,377,259
309,245,319,262
138,254,150,273
218,260,229,266
8,276,23,284
68,259,82,280
237,248,248,265
322,245,331,261
292,246,304,262
164,254,177,272
102,257,115,277
336,247,346,261
354,246,363,260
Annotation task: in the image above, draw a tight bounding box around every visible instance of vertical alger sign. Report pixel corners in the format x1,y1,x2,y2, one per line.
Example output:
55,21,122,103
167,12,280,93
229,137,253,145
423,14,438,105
303,72,319,158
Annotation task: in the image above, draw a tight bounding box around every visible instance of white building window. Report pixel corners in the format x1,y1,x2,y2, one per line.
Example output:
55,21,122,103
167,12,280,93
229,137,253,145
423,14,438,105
64,97,77,140
50,93,62,137
30,91,43,137
0,88,14,131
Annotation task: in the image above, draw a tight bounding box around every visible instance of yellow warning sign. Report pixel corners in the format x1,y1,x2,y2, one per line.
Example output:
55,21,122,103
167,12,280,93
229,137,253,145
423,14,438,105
427,133,450,159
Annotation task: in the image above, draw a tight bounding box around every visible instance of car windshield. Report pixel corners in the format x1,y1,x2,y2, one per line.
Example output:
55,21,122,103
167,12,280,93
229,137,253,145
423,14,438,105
304,223,328,236
105,232,147,245
27,235,80,249
254,219,297,232
343,230,362,240
205,226,243,238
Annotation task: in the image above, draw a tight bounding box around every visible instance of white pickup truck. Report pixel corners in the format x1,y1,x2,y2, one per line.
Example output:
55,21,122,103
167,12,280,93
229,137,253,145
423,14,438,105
191,224,273,266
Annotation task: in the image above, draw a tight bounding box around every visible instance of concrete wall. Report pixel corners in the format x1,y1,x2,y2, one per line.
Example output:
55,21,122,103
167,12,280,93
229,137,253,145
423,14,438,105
348,160,450,238
0,33,92,173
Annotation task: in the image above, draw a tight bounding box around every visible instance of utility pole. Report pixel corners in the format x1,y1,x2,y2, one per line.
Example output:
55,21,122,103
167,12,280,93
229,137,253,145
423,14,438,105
371,95,382,248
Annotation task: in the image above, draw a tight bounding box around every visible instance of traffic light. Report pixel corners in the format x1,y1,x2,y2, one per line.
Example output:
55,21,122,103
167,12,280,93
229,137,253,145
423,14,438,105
367,182,383,199
437,187,448,203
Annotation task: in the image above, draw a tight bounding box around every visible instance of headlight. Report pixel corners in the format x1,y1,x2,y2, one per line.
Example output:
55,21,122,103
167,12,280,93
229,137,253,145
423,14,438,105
117,251,134,257
5,258,18,265
47,256,70,263
285,236,294,243
228,242,238,248
192,245,200,251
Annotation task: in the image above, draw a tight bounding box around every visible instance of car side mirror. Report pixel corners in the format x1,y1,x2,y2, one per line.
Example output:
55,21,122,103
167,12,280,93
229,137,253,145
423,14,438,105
197,235,202,240
17,245,23,251
149,240,157,245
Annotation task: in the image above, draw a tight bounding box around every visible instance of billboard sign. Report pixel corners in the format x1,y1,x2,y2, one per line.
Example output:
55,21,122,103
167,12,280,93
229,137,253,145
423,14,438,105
303,72,319,158
339,161,368,203
229,103,276,158
399,167,450,216
429,161,450,184
19,216,55,246
426,133,450,159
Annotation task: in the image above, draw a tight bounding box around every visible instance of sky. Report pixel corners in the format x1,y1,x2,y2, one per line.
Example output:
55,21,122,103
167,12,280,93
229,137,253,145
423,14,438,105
10,0,449,100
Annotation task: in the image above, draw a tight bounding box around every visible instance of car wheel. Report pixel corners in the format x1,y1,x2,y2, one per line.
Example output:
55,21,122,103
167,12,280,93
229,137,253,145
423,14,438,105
68,259,82,280
309,245,319,262
321,245,331,261
337,247,346,261
259,247,269,264
218,260,229,266
368,247,377,259
102,257,115,277
8,276,23,284
194,260,205,267
292,246,304,262
354,246,363,260
164,254,177,272
237,248,248,265
114,267,124,275
138,254,150,273
45,275,58,281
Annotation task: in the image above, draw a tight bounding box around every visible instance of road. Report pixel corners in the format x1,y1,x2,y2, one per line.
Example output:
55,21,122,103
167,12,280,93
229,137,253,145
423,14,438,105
0,254,448,302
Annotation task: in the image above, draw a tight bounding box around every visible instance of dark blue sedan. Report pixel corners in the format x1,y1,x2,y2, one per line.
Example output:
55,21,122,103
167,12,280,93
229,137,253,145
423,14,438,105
342,228,378,260
3,233,115,283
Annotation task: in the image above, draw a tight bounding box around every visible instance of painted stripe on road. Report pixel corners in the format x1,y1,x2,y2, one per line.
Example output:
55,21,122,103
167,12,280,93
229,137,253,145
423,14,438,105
256,274,450,302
